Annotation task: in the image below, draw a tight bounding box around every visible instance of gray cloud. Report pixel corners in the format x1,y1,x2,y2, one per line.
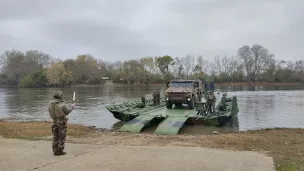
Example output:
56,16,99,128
0,0,303,62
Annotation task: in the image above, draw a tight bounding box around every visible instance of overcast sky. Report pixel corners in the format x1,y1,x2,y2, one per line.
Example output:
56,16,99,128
0,0,303,62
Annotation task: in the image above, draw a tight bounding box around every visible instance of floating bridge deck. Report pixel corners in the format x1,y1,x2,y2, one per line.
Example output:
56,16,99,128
109,76,239,135
119,98,222,135
120,108,197,135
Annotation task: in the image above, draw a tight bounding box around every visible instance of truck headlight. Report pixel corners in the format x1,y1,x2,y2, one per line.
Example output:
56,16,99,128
186,93,191,99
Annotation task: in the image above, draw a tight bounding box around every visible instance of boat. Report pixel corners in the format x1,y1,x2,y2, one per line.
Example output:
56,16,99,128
105,76,239,135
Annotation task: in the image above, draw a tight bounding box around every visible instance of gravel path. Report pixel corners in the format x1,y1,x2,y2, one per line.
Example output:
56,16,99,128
0,137,275,171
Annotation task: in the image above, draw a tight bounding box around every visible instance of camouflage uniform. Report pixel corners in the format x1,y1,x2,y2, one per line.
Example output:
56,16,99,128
135,96,146,108
152,89,157,106
152,89,156,106
152,89,161,106
140,96,146,107
156,89,160,105
48,91,74,156
206,91,216,114
219,93,227,111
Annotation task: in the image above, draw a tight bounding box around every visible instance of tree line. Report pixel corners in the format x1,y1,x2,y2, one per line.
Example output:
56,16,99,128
0,44,303,87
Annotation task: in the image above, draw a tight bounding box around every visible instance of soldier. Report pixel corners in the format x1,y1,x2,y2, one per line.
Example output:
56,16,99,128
140,96,146,107
135,96,146,108
48,91,75,156
152,89,161,106
206,91,216,114
222,93,227,100
156,88,161,105
152,89,157,106
219,93,227,111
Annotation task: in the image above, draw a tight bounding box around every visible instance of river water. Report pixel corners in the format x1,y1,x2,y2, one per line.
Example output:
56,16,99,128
0,85,303,134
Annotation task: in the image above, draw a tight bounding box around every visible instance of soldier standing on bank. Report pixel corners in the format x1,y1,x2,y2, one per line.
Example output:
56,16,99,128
48,91,75,156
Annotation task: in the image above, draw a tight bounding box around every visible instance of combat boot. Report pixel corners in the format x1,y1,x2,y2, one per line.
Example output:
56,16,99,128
57,151,66,156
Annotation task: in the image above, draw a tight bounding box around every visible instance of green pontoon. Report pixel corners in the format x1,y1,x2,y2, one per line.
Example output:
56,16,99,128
105,76,239,135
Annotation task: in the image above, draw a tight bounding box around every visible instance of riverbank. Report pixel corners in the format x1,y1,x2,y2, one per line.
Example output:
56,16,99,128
1,81,303,88
217,81,304,87
72,81,304,87
0,121,302,171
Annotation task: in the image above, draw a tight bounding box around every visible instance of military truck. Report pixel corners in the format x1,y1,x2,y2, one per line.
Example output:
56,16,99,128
164,79,203,109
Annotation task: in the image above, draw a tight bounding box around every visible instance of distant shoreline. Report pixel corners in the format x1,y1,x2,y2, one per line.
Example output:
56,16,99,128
74,81,304,87
215,81,304,87
0,81,303,88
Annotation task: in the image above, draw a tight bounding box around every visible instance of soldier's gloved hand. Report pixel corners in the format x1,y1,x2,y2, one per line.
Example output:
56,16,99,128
71,103,76,109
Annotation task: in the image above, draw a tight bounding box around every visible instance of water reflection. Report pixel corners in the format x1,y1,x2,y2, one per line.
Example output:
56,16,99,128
0,85,304,134
240,93,275,131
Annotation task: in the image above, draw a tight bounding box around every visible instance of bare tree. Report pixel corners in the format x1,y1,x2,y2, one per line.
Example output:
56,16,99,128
237,44,274,82
196,55,208,73
213,55,237,81
182,54,194,79
172,57,184,79
208,62,217,76
1,50,27,84
25,50,51,68
229,56,244,81
214,55,222,74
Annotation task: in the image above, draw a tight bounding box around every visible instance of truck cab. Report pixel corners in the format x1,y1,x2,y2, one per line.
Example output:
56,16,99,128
164,79,203,109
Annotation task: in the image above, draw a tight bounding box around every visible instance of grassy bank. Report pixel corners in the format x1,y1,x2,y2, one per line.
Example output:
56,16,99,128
0,121,303,170
0,121,94,140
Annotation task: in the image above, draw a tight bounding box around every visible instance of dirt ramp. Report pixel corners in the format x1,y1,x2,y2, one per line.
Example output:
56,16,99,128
0,138,275,171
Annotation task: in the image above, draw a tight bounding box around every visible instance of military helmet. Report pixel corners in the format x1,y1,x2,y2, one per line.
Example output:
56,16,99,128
53,91,63,99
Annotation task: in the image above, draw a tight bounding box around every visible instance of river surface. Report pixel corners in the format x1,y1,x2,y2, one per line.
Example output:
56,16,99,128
0,85,304,134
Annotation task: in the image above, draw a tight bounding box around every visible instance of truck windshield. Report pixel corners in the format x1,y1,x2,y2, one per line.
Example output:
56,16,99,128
170,82,193,87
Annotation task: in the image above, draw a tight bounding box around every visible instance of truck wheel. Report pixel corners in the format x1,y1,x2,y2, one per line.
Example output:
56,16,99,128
188,98,194,109
166,101,173,109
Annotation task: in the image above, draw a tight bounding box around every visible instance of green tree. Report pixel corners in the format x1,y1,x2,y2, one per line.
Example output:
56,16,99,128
156,55,174,76
46,62,72,86
121,60,148,84
140,57,157,74
19,70,47,88
74,54,100,83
